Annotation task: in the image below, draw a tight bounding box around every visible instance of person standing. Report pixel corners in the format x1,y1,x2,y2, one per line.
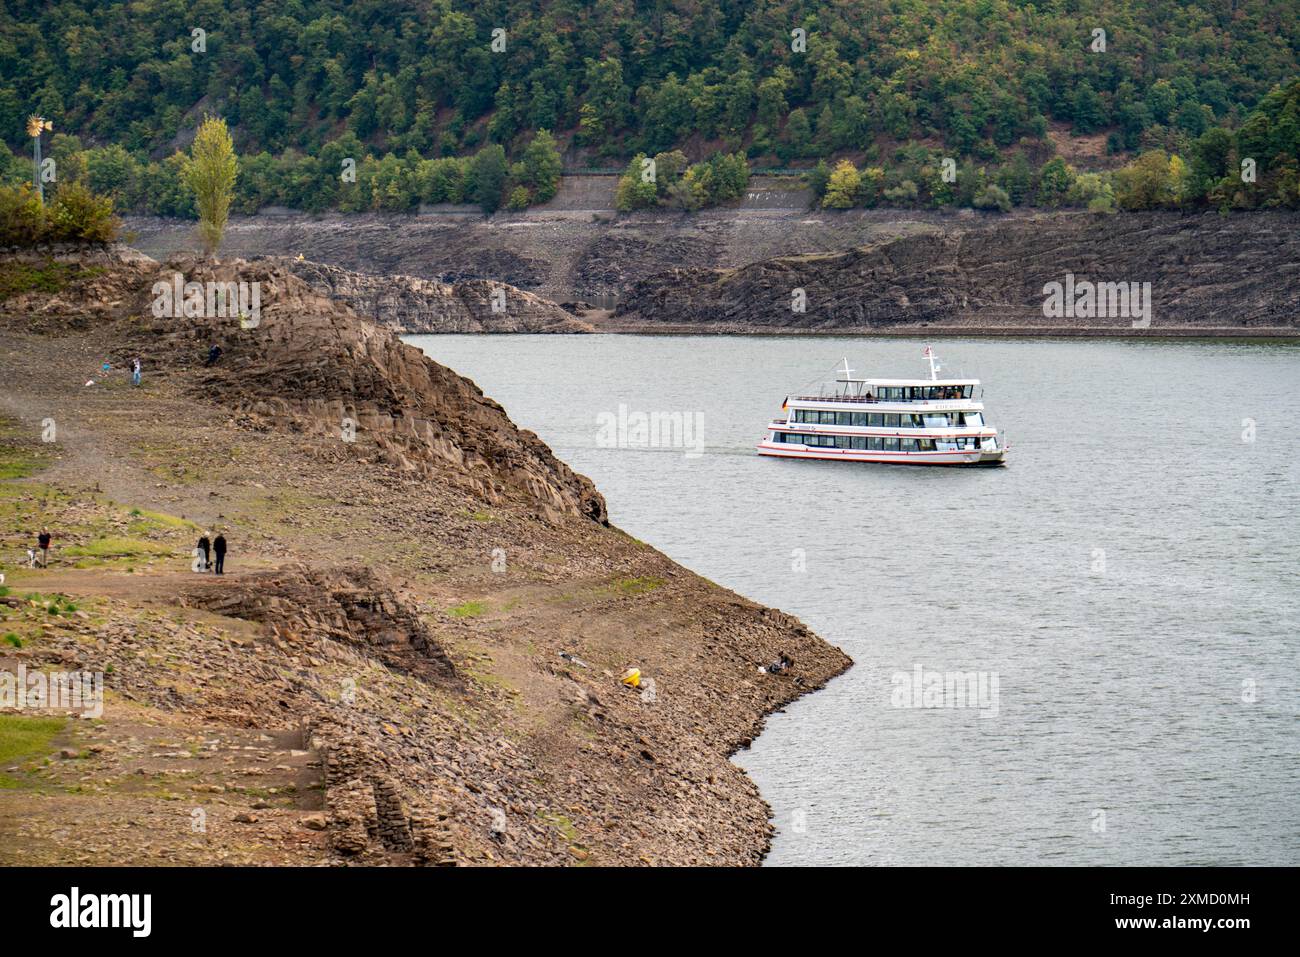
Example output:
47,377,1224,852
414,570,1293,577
131,356,142,387
196,533,211,572
37,527,52,568
213,532,227,575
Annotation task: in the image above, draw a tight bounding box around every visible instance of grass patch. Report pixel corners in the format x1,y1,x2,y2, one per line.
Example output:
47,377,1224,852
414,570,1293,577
536,810,579,843
0,714,67,788
0,259,103,302
607,576,665,597
130,508,196,530
63,536,173,560
16,592,77,617
447,600,486,618
0,442,49,480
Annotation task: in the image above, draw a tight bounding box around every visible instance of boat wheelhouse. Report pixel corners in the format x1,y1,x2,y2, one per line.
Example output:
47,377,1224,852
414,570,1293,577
756,350,1008,467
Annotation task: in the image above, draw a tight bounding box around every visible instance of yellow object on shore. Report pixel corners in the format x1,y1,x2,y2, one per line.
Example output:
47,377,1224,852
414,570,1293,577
621,668,641,688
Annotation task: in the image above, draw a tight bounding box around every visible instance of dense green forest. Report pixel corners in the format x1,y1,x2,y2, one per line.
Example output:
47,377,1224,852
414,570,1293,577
1,0,1297,214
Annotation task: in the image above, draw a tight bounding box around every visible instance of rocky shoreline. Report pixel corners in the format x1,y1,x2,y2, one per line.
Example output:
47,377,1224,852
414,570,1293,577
121,208,1300,337
0,245,850,866
614,211,1300,334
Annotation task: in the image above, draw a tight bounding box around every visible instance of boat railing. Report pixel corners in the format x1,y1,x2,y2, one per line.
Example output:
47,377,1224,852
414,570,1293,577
792,394,972,405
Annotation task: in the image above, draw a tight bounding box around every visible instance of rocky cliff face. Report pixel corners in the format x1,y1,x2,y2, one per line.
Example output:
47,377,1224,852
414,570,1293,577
125,210,1300,331
121,208,952,304
2,247,606,522
615,211,1300,332
271,257,593,333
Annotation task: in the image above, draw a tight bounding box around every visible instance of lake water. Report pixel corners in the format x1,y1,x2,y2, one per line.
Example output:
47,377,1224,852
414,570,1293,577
410,334,1300,867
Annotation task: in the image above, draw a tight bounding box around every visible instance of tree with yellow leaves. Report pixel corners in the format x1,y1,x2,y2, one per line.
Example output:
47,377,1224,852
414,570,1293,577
822,160,861,209
182,116,238,257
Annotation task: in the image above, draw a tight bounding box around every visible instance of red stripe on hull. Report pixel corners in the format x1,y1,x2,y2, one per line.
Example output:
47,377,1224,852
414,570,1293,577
756,443,1006,466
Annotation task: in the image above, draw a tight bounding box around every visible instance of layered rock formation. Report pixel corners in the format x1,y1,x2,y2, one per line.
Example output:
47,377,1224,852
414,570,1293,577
272,257,593,333
615,211,1300,332
125,209,1300,332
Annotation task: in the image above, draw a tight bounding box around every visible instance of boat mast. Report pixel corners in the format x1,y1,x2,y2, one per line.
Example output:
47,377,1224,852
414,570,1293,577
836,356,857,395
923,345,940,381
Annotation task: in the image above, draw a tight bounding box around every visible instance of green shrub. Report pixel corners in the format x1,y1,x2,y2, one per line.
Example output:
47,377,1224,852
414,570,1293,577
47,181,120,243
0,184,47,246
973,184,1013,212
0,181,119,246
505,185,531,210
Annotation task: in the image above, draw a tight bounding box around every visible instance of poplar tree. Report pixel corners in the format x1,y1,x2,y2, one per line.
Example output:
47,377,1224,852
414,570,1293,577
183,116,238,257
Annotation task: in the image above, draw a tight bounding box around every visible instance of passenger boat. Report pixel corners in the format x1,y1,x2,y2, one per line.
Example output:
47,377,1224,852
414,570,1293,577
756,349,1008,466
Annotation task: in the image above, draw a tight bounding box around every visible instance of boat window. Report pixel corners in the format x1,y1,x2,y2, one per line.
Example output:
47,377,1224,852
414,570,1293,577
819,411,836,425
884,437,899,451
851,413,867,427
868,437,883,450
900,438,916,451
868,413,884,427
965,412,983,427
963,385,973,398
923,414,947,428
836,412,852,426
851,436,866,449
917,439,936,451
883,414,900,428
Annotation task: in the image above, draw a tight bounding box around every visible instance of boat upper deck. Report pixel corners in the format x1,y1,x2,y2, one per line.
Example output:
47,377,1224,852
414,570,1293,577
793,380,979,405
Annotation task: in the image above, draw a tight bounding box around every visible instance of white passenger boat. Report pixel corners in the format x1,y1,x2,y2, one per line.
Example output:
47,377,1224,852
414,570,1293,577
756,349,1008,466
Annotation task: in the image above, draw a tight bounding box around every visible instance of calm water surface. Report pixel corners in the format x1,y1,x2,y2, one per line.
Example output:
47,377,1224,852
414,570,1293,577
410,334,1300,866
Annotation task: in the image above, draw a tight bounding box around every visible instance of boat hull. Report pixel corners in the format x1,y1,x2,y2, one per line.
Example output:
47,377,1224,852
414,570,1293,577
756,440,1006,466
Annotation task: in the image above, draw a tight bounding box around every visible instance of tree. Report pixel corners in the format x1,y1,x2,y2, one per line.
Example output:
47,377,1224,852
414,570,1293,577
615,154,658,211
1071,82,1106,135
784,108,812,157
520,130,562,203
806,159,831,200
822,160,861,208
182,116,238,257
465,144,508,213
1114,150,1182,209
1037,157,1076,206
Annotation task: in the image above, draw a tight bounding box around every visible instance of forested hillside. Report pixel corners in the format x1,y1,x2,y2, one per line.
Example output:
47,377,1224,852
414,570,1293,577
1,0,1297,213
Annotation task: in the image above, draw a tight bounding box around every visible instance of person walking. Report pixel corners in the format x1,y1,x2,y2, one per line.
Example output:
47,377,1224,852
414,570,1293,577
37,527,52,568
213,532,227,575
196,533,211,572
131,356,142,387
